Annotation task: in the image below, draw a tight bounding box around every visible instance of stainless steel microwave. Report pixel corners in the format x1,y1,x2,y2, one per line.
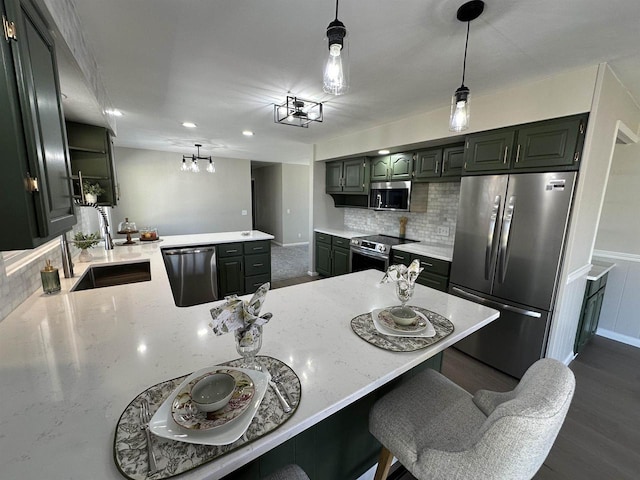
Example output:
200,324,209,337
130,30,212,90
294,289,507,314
369,181,411,211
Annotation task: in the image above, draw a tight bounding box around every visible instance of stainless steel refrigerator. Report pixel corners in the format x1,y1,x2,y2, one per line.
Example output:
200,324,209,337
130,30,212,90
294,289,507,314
449,171,577,378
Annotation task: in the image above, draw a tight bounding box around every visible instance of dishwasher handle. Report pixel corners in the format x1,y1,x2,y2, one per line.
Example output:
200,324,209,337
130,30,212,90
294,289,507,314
163,246,216,255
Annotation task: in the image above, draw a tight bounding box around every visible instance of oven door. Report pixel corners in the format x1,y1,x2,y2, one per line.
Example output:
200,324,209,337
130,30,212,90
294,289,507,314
350,248,389,273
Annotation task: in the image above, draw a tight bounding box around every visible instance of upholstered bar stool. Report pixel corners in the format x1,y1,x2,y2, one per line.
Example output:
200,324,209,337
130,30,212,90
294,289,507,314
369,358,575,480
262,464,310,480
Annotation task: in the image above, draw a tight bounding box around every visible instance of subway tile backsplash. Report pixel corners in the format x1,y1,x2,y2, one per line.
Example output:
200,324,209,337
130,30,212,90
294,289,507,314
344,182,460,245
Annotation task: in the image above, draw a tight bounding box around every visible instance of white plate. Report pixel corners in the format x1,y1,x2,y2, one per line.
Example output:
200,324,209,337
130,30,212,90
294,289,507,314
149,366,269,445
372,308,436,338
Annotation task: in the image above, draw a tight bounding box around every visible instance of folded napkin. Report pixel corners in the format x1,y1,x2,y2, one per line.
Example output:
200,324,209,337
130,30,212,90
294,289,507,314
209,282,273,345
380,259,424,286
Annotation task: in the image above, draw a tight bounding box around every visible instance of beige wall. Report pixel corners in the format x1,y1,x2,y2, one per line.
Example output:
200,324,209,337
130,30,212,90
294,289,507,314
281,164,310,245
112,147,252,236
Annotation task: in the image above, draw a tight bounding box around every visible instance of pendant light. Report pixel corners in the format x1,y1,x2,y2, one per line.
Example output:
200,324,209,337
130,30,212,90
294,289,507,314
181,144,214,174
449,0,484,133
323,0,348,95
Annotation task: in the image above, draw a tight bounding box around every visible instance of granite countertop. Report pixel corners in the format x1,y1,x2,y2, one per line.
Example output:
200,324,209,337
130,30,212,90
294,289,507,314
0,232,498,479
391,242,454,262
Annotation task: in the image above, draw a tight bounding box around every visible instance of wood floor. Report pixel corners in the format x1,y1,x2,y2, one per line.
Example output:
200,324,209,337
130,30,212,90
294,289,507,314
394,336,640,480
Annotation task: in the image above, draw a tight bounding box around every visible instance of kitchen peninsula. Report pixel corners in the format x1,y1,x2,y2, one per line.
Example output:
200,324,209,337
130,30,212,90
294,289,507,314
0,231,499,479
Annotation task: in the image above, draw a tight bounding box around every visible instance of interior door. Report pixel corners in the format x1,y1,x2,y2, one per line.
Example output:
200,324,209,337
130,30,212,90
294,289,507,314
492,172,577,310
450,175,508,295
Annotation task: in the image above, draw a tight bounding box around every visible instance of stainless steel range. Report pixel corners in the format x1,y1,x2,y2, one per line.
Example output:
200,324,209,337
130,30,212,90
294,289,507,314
350,235,418,272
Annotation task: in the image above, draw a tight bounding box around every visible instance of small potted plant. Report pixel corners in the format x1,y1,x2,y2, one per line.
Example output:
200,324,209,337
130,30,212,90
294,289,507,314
82,181,105,204
72,231,101,262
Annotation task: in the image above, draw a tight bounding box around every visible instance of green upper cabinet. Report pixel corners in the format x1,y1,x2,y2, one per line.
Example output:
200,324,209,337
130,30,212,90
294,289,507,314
513,116,586,170
463,129,515,173
414,145,464,182
371,153,413,181
0,0,76,250
66,122,119,206
325,157,369,194
463,114,588,175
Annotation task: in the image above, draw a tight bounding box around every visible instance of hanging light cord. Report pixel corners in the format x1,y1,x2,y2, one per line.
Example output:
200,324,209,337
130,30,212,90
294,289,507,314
335,0,339,20
461,21,470,86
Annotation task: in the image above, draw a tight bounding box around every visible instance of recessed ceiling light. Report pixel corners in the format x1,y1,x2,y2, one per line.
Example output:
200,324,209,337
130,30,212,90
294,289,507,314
378,149,390,155
242,130,254,136
182,122,197,128
107,109,123,117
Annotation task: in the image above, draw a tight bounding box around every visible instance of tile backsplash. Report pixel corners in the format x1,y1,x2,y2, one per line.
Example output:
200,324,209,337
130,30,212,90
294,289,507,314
344,182,461,245
0,206,102,322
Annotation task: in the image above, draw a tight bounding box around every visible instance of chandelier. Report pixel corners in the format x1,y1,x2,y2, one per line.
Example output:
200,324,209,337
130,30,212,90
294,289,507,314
181,144,215,173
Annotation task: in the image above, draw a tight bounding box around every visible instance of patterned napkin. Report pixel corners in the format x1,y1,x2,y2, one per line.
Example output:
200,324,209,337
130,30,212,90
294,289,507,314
380,258,423,286
209,283,272,345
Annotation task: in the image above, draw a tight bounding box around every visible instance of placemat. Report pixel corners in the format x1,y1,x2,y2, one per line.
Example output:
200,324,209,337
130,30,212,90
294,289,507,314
350,305,454,352
114,356,300,479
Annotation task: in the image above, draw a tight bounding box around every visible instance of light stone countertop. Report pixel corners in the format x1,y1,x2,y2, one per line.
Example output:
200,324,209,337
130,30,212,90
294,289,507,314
391,242,454,262
0,233,499,480
587,259,616,281
313,227,371,239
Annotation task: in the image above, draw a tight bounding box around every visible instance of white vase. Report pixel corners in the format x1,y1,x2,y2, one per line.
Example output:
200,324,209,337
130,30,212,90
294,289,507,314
84,193,97,204
78,249,93,262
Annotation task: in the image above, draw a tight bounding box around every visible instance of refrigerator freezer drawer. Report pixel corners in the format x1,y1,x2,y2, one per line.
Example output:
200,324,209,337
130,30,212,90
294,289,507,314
450,285,550,379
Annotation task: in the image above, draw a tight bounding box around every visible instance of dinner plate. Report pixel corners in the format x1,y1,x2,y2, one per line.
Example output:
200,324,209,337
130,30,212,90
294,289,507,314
372,308,436,338
377,308,428,333
149,366,269,445
171,369,255,431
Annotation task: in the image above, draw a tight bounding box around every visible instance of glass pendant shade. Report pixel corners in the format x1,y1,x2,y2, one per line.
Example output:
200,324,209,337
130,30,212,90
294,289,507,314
450,85,470,132
190,159,200,173
323,42,348,95
180,158,190,172
206,159,215,173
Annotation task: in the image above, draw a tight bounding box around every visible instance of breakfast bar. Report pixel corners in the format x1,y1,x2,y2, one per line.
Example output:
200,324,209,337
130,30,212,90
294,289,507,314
0,234,499,479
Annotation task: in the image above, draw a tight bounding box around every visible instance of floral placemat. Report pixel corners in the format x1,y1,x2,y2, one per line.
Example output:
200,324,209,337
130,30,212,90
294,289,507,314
114,356,300,480
350,305,454,352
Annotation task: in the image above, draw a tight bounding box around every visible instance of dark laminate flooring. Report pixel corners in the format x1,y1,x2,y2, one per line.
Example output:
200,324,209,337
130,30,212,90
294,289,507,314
394,336,640,480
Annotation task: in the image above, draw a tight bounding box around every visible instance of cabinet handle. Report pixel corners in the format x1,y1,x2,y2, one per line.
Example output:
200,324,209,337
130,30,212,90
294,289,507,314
515,144,521,163
503,146,509,164
253,263,264,267
574,152,580,163
579,122,585,134
26,173,39,192
227,249,238,253
434,161,439,175
442,159,447,173
252,247,263,251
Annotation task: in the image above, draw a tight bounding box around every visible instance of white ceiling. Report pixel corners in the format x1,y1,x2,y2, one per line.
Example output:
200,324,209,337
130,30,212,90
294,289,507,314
59,0,640,164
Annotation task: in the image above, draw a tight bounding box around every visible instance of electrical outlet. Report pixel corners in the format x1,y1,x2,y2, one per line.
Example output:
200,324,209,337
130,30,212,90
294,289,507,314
241,210,248,216
436,226,449,236
298,233,302,238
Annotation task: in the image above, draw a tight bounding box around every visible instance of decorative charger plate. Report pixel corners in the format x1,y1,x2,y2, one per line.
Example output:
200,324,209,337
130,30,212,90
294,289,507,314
171,368,255,431
376,308,429,334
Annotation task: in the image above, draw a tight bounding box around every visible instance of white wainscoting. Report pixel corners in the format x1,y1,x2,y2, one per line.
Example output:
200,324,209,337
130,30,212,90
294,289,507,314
593,250,640,346
546,264,590,365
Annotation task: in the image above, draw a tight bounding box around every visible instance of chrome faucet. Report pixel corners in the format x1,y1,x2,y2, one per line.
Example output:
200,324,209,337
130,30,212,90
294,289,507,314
74,200,114,250
59,233,74,278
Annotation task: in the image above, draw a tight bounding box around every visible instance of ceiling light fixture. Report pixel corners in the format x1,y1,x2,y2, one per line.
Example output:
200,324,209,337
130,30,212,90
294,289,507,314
449,0,484,133
107,108,123,117
274,96,323,128
323,0,348,95
182,144,215,173
378,149,390,155
242,130,254,136
182,122,197,128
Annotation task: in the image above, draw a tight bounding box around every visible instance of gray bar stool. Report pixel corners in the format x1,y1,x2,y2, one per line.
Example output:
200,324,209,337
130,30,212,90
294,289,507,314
369,358,575,479
261,464,310,480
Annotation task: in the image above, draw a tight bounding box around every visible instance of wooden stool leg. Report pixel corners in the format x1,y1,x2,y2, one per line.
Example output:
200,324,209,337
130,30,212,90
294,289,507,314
374,446,394,480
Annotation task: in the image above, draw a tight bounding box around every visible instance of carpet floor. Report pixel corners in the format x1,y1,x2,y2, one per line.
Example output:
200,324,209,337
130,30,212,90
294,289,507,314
270,244,309,281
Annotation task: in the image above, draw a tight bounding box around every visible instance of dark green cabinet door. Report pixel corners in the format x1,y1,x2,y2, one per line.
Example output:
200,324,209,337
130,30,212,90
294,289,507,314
315,241,332,276
332,247,350,276
0,0,75,249
590,289,606,336
391,251,411,266
514,116,585,170
575,293,598,353
342,158,367,193
370,156,390,181
414,148,442,180
389,153,412,180
325,161,343,193
218,256,244,297
464,129,515,173
442,146,465,178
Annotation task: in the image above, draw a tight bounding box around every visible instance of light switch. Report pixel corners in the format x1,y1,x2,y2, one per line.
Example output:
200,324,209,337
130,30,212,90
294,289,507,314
241,210,248,216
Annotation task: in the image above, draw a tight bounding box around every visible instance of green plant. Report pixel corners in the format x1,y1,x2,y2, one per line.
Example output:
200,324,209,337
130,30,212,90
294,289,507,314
82,181,105,197
72,231,101,249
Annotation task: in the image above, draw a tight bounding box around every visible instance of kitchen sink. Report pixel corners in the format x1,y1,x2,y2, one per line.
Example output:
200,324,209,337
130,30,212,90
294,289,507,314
71,261,151,291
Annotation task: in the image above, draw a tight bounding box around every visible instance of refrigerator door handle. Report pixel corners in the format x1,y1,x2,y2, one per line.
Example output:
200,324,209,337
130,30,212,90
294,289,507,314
451,287,542,318
497,195,517,283
485,195,502,280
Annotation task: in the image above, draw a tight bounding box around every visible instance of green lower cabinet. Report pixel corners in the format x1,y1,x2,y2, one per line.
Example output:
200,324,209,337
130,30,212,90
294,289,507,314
574,274,607,354
315,233,351,277
218,256,244,297
391,250,451,293
222,354,443,480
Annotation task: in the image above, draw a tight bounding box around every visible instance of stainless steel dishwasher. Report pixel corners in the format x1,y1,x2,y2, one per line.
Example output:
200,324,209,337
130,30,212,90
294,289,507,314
162,245,218,307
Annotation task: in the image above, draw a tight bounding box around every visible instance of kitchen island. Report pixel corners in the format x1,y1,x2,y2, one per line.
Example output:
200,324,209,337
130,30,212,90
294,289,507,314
0,232,499,480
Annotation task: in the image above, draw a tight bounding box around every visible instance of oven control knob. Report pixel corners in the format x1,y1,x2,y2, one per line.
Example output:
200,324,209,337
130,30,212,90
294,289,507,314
351,239,359,246
377,245,386,253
